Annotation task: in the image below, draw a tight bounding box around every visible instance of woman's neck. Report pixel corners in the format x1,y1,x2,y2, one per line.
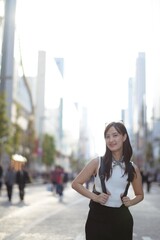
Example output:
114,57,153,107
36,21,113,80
112,152,123,161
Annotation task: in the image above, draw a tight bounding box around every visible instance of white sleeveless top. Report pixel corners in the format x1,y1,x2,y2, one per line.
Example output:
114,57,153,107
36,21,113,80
94,157,128,208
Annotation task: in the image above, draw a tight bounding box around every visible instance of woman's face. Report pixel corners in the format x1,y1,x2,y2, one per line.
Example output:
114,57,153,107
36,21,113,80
105,126,126,152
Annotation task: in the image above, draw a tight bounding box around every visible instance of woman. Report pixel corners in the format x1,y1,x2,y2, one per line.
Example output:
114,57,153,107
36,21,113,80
5,165,16,202
72,121,144,240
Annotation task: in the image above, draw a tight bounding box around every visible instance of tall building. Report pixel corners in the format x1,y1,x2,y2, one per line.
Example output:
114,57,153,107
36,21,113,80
134,52,147,168
54,58,64,150
148,56,160,166
35,51,46,137
127,77,135,147
0,0,17,119
0,0,4,62
33,50,46,165
0,0,38,169
135,52,146,127
42,56,81,170
78,105,90,160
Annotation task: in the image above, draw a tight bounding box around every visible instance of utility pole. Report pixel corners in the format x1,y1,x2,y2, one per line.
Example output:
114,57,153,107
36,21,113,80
0,0,17,119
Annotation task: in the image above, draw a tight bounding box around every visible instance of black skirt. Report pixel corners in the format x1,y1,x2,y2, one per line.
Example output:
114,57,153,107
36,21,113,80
85,201,133,240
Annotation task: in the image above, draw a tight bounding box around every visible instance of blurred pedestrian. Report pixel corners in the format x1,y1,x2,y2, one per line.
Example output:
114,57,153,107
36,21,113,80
4,165,16,202
140,169,146,186
146,171,154,193
50,167,58,194
0,164,3,195
16,165,31,202
54,165,65,202
72,121,144,240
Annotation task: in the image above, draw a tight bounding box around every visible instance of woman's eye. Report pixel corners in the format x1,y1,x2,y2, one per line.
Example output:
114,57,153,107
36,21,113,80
113,134,118,137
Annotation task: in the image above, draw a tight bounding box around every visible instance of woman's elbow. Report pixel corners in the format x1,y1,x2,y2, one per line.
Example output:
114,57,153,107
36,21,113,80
141,193,144,201
71,180,77,190
138,193,144,202
71,179,82,191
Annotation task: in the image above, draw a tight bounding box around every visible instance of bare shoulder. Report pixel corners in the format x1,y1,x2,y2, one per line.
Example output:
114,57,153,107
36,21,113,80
72,156,100,184
91,156,99,165
87,156,99,167
86,156,99,174
132,162,141,176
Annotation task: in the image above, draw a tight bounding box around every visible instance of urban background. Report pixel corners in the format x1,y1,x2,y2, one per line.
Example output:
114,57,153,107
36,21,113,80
0,0,160,184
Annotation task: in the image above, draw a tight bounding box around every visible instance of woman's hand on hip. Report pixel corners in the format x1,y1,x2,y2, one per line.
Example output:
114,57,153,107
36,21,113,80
95,192,110,205
122,196,131,207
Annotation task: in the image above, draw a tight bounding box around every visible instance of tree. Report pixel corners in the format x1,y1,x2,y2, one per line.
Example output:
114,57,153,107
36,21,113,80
7,103,23,155
42,134,56,166
25,116,36,163
9,103,36,164
0,93,10,162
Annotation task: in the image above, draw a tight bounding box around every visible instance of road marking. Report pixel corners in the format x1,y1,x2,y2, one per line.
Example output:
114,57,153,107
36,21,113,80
74,233,153,240
142,237,152,240
75,233,85,240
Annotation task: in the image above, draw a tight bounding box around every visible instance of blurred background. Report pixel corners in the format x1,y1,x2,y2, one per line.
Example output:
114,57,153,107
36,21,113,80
0,0,160,183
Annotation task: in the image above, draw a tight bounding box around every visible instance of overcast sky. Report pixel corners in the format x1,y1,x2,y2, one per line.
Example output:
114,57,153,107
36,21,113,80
15,0,160,152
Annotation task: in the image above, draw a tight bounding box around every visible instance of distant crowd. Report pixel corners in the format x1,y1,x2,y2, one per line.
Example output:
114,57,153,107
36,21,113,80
0,163,31,202
0,162,72,203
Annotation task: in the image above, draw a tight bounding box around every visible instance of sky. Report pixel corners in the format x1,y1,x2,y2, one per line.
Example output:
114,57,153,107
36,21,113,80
15,0,160,153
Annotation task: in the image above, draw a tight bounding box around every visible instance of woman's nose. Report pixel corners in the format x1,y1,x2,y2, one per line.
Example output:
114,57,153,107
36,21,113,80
108,136,114,142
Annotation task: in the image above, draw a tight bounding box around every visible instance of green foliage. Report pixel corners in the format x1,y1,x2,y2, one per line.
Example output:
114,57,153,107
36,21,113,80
0,94,36,164
0,93,10,161
0,93,9,139
42,134,56,166
9,103,36,160
25,118,36,157
10,123,22,153
8,103,23,154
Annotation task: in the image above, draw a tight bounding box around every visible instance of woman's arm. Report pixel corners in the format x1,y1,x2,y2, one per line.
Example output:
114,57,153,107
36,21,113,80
72,158,110,204
122,164,144,207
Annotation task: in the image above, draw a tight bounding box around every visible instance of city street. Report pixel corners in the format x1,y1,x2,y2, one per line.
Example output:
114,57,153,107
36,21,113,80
0,182,160,240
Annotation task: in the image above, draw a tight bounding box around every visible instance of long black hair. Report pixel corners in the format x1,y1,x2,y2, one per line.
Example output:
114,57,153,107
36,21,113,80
102,121,135,181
